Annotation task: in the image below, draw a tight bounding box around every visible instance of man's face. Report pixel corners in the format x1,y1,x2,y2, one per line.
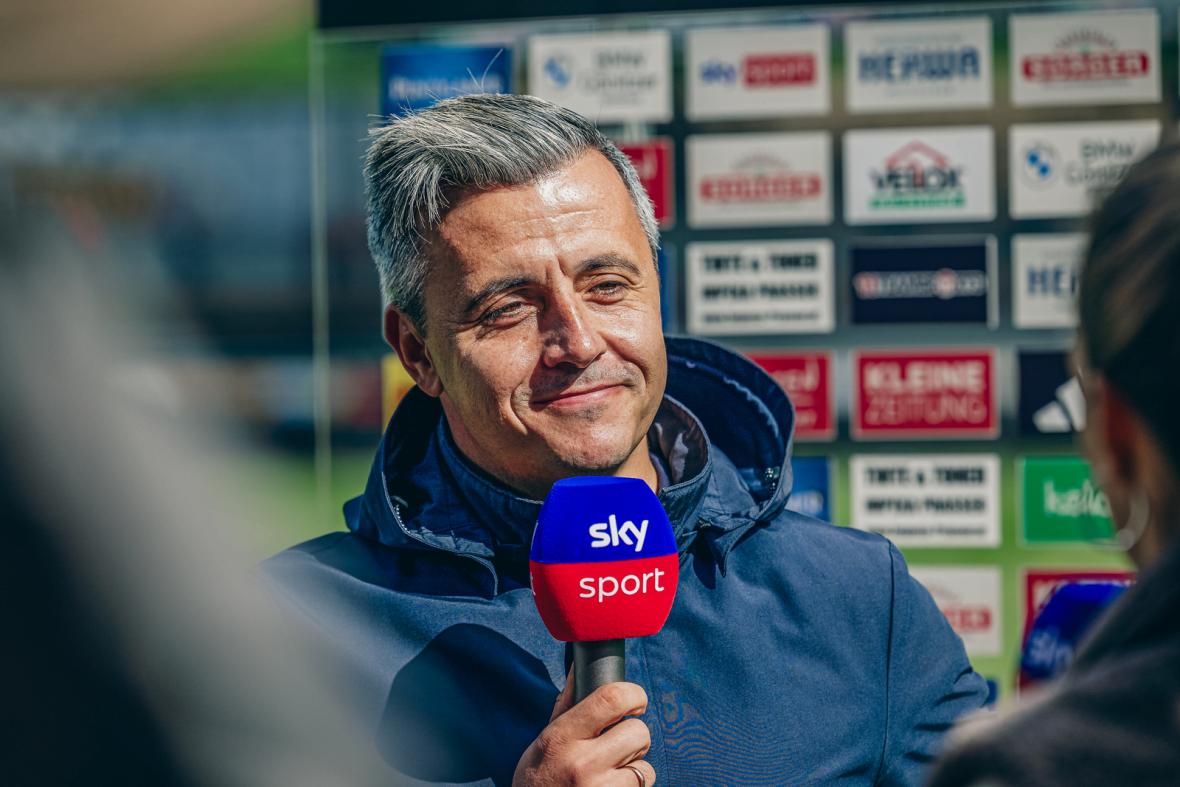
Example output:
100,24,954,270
402,150,666,498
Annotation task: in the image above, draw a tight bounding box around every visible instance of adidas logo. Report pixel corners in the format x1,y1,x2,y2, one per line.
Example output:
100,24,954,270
1033,377,1086,433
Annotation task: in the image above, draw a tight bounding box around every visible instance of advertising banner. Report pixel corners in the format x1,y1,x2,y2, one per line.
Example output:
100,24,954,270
380,44,511,116
1019,351,1083,436
850,237,996,326
528,31,672,123
844,127,995,225
686,24,829,120
1020,457,1113,543
1010,9,1161,106
786,456,833,522
845,17,992,113
748,351,835,441
853,349,998,439
618,138,674,228
850,453,1001,547
1010,121,1160,219
1012,234,1085,329
686,240,835,336
688,132,832,227
910,566,1003,656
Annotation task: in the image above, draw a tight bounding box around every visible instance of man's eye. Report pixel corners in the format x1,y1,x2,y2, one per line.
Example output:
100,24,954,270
590,281,626,296
479,301,525,325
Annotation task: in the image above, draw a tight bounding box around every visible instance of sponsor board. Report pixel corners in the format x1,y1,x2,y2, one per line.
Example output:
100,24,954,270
1023,569,1135,643
786,456,833,521
1012,234,1086,329
685,240,835,335
748,351,835,440
1019,351,1084,436
380,44,512,116
853,348,998,439
1010,9,1160,106
844,127,995,224
910,566,1003,656
1020,456,1113,544
382,354,416,427
850,237,996,326
850,454,1001,547
688,132,832,227
618,138,674,228
686,24,829,120
1010,121,1160,219
528,31,672,123
845,17,992,113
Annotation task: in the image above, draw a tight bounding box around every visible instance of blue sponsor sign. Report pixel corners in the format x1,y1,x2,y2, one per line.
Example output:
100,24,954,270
380,44,512,117
1019,350,1083,435
786,456,832,522
850,239,995,325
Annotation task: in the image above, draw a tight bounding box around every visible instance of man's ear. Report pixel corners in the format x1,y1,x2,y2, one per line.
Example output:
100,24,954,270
383,305,443,398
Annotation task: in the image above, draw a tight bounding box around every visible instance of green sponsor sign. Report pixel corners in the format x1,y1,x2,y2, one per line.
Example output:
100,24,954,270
1021,456,1113,543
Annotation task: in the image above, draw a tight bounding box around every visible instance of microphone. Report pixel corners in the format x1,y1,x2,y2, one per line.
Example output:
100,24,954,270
1018,580,1128,690
530,477,678,703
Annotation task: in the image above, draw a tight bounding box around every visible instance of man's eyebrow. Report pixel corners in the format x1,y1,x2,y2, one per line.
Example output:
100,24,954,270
463,275,537,317
575,254,645,278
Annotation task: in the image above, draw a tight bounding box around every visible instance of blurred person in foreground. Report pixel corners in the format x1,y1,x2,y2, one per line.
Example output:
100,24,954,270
927,142,1180,786
0,211,388,784
262,93,987,786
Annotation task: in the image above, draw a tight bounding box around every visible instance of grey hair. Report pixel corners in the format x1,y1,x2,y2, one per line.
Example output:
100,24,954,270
364,92,660,332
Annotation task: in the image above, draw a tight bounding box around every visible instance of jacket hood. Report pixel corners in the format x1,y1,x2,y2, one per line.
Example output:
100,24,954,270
345,336,797,589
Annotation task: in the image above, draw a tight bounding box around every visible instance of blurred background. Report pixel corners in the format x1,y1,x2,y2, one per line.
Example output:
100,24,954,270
4,0,1177,703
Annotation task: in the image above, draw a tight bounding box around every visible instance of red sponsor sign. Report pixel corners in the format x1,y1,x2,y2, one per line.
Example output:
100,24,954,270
619,138,674,229
1022,569,1135,643
1022,51,1149,82
853,348,998,439
699,169,821,203
748,351,834,441
943,606,992,634
743,53,816,86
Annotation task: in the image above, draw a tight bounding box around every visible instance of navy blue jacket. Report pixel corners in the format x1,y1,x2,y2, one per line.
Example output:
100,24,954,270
262,337,987,786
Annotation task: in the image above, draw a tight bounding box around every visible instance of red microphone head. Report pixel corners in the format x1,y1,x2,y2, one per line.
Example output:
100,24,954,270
529,477,678,642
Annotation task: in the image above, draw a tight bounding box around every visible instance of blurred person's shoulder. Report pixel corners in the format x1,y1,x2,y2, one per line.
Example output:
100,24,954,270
928,645,1180,787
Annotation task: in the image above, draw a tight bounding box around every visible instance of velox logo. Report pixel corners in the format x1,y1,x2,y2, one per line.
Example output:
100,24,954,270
588,514,649,552
871,142,963,210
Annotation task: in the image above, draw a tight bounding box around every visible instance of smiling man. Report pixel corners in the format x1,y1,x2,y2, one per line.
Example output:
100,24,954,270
262,93,987,786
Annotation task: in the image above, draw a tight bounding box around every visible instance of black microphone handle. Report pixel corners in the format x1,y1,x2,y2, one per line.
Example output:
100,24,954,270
572,639,625,703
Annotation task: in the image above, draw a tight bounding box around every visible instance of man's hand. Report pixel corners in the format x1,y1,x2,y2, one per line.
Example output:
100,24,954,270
513,675,656,786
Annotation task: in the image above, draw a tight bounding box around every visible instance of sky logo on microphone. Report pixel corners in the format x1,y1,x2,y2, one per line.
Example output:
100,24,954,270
530,477,679,642
589,515,648,551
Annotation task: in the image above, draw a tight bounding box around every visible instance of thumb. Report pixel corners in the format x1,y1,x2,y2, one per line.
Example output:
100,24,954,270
550,665,575,722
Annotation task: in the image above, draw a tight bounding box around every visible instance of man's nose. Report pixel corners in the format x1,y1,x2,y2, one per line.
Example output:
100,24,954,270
539,289,606,368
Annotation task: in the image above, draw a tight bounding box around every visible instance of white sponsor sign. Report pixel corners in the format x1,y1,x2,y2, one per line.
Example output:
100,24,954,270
686,24,829,120
910,566,1003,656
527,31,672,123
1010,121,1160,219
851,454,1001,547
685,239,835,335
845,17,992,113
688,132,832,227
843,126,994,225
1012,234,1087,329
1010,9,1160,106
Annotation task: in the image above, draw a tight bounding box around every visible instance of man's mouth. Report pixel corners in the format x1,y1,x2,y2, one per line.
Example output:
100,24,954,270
532,383,626,407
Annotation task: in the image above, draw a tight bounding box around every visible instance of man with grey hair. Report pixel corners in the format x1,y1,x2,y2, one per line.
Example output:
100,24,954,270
264,92,987,786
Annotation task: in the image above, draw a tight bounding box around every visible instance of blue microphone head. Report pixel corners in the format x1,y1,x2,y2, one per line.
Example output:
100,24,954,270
530,476,678,642
1019,580,1128,688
